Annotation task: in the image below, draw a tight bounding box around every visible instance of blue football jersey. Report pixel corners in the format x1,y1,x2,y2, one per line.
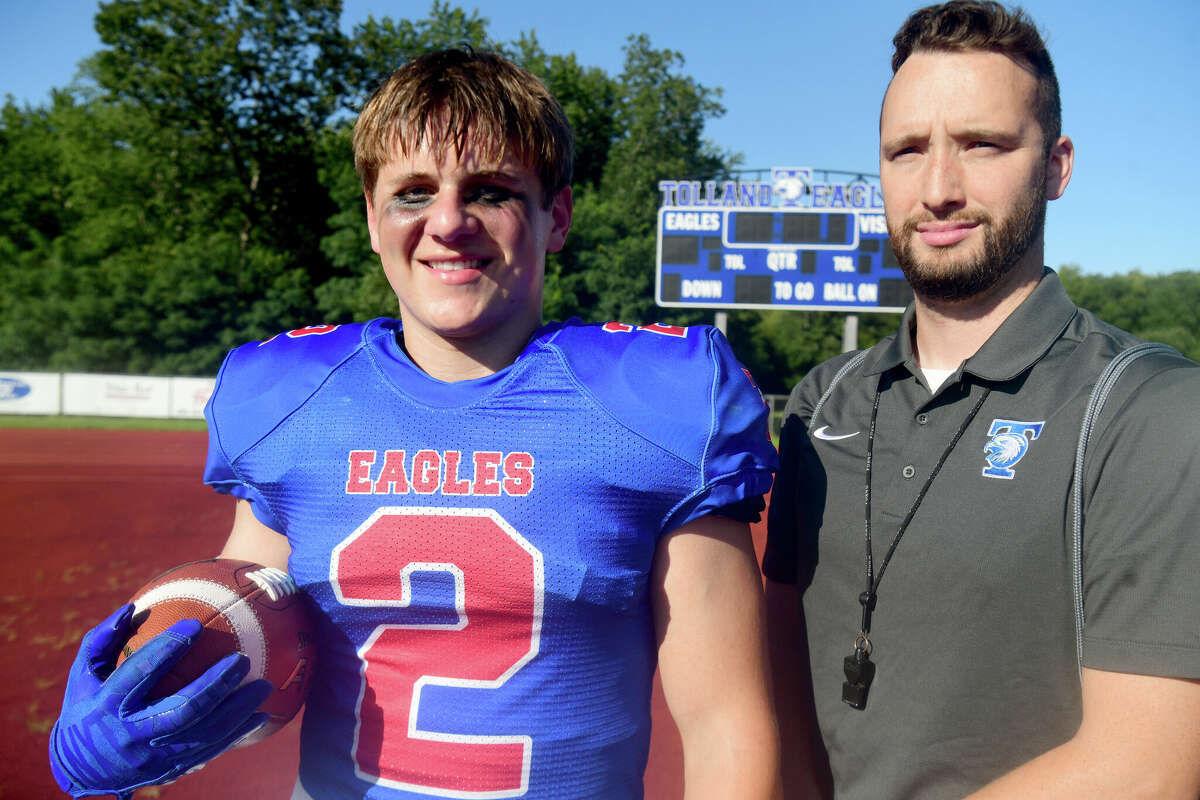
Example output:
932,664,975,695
204,318,776,799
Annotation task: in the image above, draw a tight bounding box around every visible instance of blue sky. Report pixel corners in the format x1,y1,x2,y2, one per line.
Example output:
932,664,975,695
2,0,1197,276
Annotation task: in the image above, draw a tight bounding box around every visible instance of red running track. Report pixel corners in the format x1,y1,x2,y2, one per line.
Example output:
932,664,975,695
1,428,768,799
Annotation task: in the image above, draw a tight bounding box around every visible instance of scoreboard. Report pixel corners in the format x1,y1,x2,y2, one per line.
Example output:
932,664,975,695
655,172,913,313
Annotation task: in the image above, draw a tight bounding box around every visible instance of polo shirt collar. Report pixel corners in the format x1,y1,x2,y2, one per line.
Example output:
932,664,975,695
861,306,915,376
861,268,1078,382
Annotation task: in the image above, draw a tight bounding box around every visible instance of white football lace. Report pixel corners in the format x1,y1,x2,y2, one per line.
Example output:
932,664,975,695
246,567,298,601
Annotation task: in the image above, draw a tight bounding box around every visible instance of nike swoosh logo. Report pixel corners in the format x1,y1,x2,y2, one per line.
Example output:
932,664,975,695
813,426,859,441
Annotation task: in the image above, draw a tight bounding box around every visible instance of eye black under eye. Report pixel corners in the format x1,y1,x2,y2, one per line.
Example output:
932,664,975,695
393,188,433,207
470,186,519,204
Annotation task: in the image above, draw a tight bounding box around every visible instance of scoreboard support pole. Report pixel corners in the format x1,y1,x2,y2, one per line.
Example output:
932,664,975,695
842,314,859,353
714,311,728,336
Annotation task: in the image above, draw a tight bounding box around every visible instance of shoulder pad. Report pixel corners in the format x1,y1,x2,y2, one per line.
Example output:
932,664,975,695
206,322,375,461
545,320,773,473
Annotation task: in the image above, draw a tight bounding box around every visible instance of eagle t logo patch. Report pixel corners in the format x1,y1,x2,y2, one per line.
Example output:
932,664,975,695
982,419,1045,479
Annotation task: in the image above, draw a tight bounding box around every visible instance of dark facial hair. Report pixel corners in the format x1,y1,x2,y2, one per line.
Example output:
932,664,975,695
889,173,1047,302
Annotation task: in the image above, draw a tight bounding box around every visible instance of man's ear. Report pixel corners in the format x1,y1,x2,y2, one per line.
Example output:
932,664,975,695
546,186,573,254
364,188,382,254
1045,135,1074,201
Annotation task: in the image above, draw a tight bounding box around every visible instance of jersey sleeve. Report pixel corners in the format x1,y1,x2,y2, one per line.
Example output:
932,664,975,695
1080,354,1200,678
203,323,367,532
550,322,777,536
665,327,778,532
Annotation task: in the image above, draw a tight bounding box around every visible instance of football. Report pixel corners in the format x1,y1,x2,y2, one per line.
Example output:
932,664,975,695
117,558,316,743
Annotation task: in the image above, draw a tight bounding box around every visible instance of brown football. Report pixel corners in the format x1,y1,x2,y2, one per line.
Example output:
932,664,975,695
117,558,316,743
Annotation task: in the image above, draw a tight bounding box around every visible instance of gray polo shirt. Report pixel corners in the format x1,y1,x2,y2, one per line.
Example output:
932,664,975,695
764,269,1200,799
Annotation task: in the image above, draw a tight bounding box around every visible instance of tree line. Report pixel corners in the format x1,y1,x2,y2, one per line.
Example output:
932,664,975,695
1,0,1196,396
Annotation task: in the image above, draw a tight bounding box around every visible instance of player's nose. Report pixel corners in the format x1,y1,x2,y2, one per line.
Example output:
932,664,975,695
425,190,478,240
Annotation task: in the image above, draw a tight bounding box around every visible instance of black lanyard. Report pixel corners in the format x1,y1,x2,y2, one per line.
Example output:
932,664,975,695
842,374,991,710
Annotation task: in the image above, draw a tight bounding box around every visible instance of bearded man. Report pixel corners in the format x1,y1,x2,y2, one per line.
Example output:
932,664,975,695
762,2,1200,798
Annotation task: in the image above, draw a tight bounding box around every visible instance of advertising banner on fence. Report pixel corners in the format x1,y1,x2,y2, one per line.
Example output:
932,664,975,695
62,373,172,418
0,372,62,415
169,377,216,419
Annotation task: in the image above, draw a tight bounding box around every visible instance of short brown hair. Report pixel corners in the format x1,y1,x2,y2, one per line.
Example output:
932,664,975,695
891,1,1061,151
353,48,574,206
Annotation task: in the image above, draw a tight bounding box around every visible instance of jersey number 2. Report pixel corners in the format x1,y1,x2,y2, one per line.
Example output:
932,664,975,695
331,507,544,797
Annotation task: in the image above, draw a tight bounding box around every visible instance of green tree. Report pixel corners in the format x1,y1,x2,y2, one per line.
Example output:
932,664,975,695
346,1,492,109
0,0,360,374
511,33,619,193
88,0,349,259
548,35,733,324
1059,265,1200,361
723,309,897,395
0,93,142,369
26,1,1172,389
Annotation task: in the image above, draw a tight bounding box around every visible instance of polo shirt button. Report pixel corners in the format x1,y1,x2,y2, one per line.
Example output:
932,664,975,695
902,464,916,479
916,413,929,425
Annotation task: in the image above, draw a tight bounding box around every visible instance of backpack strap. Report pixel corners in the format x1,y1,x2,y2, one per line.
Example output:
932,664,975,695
1071,342,1181,676
811,350,868,427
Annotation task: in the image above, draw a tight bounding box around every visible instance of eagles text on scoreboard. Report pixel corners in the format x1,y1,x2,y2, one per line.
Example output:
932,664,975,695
655,167,913,313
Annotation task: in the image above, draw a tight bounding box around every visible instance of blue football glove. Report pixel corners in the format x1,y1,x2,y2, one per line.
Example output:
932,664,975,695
49,604,274,799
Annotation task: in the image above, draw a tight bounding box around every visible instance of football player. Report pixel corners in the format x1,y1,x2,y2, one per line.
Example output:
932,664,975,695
50,48,781,799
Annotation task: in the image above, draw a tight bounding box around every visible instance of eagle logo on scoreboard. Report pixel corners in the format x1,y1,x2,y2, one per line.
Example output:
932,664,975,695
771,167,812,207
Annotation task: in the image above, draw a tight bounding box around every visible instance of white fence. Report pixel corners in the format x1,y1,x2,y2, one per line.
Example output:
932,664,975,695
0,371,215,419
2,371,788,431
